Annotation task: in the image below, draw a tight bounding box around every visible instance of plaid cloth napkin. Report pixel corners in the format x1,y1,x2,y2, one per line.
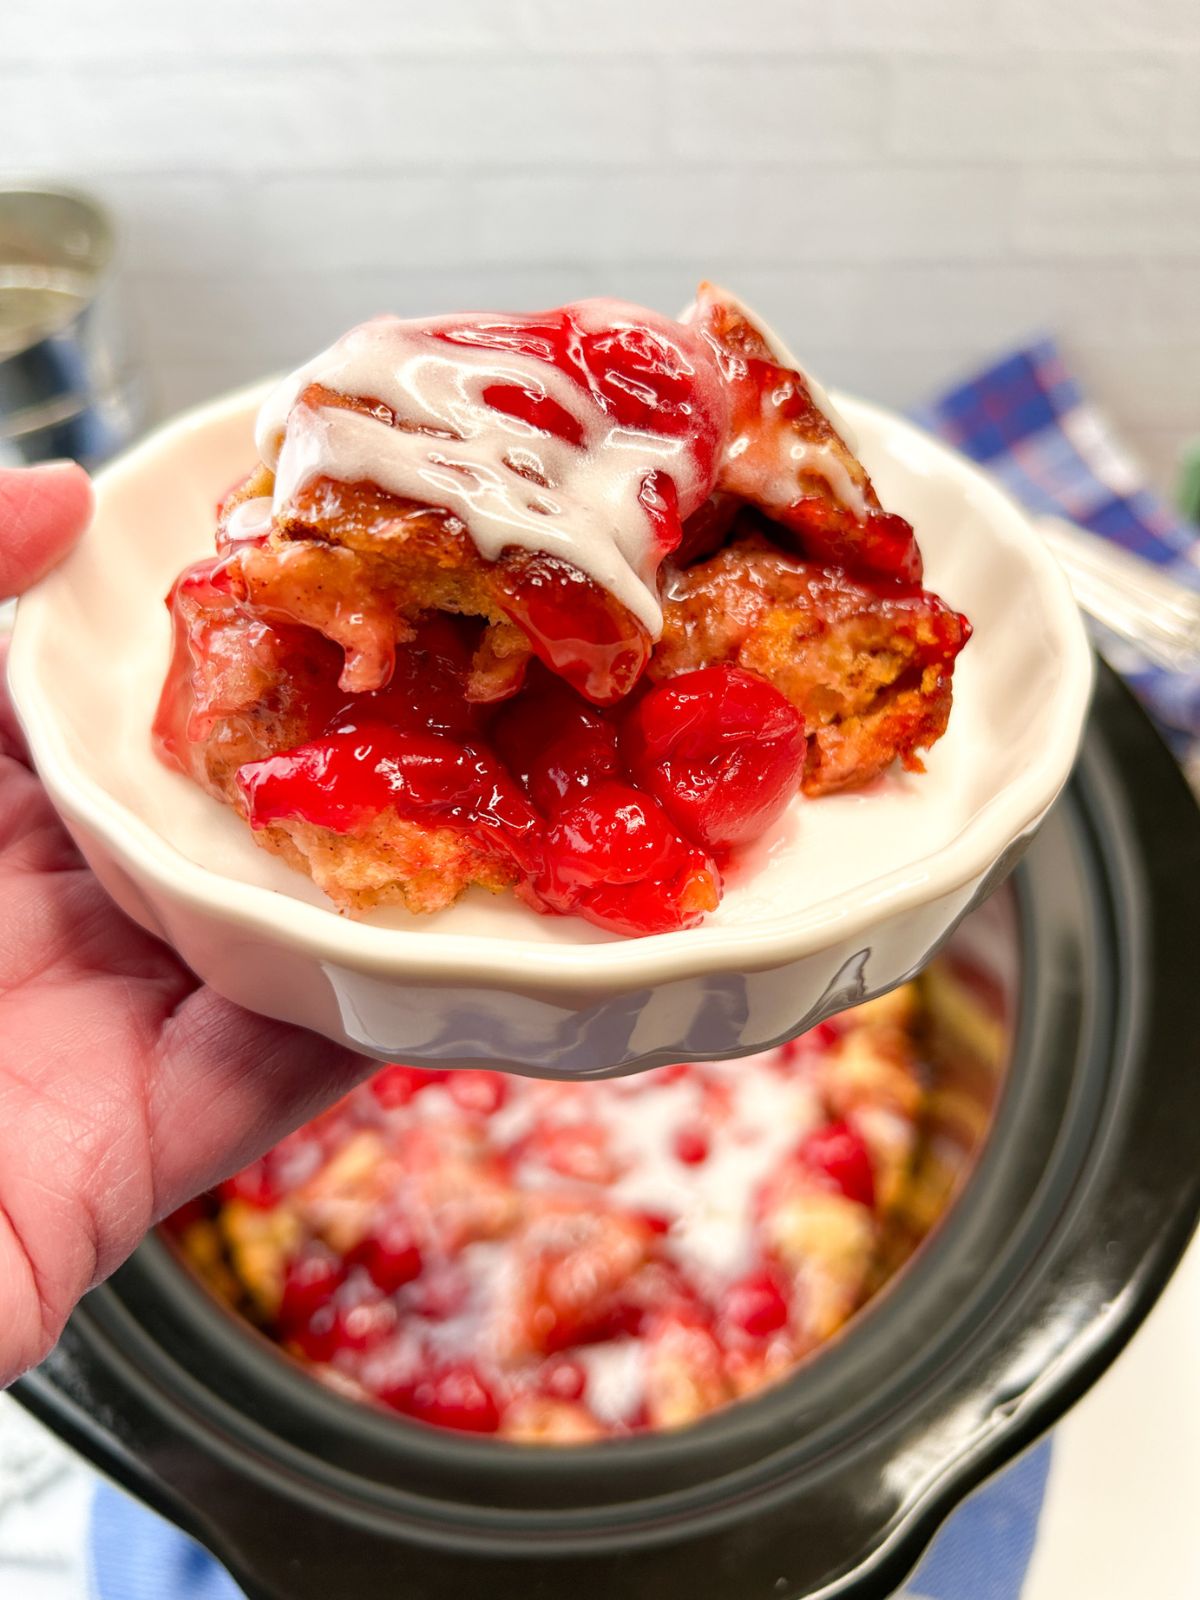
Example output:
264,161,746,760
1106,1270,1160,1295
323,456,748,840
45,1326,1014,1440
86,338,1194,1600
914,336,1200,766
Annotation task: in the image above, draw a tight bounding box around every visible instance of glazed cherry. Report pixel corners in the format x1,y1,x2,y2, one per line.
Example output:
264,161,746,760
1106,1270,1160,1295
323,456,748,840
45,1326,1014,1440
497,550,651,706
447,1070,509,1116
491,670,622,816
370,1065,448,1109
280,1245,346,1330
331,615,480,740
638,469,683,557
538,1357,588,1403
529,712,621,816
237,723,543,874
622,666,807,852
403,1363,502,1433
479,381,585,446
434,304,725,466
350,1215,423,1294
533,781,719,937
673,1125,710,1166
796,1121,876,1209
291,1272,397,1362
723,1270,790,1338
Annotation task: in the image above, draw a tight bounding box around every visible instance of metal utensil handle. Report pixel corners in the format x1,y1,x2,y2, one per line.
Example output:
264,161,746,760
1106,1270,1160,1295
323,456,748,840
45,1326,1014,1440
1038,515,1200,675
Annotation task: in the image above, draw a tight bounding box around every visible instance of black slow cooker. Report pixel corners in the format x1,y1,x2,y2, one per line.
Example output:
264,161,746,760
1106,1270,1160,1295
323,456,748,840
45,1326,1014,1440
13,663,1200,1600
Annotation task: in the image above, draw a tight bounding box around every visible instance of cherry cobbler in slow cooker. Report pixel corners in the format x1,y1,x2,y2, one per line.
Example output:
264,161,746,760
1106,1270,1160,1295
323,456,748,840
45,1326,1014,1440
170,969,1001,1441
153,285,970,936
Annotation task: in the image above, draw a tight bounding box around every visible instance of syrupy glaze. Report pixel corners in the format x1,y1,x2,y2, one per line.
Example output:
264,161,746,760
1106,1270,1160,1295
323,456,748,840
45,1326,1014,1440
170,989,947,1439
255,301,730,638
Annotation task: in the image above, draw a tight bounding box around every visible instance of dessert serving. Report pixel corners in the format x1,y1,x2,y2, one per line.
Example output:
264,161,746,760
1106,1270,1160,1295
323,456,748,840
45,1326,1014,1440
170,966,1001,1441
153,285,970,937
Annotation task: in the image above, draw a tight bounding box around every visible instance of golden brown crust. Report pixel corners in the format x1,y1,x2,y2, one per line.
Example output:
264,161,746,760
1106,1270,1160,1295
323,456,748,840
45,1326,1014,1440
222,453,532,702
691,280,880,521
655,536,964,795
255,811,517,915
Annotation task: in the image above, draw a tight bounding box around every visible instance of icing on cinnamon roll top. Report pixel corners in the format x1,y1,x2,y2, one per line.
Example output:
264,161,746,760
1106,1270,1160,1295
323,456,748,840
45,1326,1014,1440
246,286,918,651
253,300,731,638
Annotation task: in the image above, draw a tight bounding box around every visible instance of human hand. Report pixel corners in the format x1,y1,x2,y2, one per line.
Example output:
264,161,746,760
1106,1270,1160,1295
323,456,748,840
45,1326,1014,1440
0,464,368,1388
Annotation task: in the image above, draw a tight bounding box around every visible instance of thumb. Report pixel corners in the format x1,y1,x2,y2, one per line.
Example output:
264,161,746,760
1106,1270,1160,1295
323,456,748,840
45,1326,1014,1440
0,463,94,599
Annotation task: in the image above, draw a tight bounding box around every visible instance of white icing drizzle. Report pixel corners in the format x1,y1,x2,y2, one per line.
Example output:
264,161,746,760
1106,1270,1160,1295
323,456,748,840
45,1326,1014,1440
754,440,868,521
222,495,274,544
250,292,872,637
682,284,869,518
254,303,722,638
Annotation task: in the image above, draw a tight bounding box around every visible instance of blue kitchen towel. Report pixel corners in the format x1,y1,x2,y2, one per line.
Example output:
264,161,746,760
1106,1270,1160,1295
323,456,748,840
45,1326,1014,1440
88,1483,243,1600
87,1440,1054,1600
915,336,1200,757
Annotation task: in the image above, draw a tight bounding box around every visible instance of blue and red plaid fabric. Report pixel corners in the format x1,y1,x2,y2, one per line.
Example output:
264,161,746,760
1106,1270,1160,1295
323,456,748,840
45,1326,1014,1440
916,336,1200,760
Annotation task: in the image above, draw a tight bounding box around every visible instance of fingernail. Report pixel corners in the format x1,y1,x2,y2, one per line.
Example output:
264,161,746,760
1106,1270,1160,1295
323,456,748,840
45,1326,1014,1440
28,458,82,472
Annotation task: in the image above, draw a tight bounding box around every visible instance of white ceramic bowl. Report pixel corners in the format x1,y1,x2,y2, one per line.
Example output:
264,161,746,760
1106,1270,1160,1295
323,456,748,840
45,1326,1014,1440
7,383,1092,1076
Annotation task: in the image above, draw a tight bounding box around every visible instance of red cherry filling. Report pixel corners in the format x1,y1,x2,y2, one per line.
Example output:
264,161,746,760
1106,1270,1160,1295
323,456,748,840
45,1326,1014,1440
400,1362,502,1434
638,469,683,558
229,643,810,936
331,614,481,740
447,1070,509,1116
538,1357,588,1403
280,1244,346,1329
349,1215,424,1294
673,1125,710,1166
723,1269,790,1338
290,1270,398,1361
532,782,720,937
491,670,621,816
434,305,726,473
622,666,807,852
480,381,585,447
237,724,543,874
497,549,652,707
370,1065,448,1109
796,1121,876,1209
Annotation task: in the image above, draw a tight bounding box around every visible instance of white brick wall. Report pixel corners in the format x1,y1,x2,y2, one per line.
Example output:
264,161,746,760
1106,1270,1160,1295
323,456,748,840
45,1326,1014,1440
2,0,1197,495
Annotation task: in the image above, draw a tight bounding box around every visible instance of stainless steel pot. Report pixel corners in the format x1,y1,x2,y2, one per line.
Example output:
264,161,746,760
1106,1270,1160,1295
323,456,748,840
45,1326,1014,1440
0,185,142,468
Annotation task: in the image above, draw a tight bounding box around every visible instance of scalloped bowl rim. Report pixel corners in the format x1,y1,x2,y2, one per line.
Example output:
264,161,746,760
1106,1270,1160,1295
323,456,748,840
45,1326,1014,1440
7,380,1094,994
